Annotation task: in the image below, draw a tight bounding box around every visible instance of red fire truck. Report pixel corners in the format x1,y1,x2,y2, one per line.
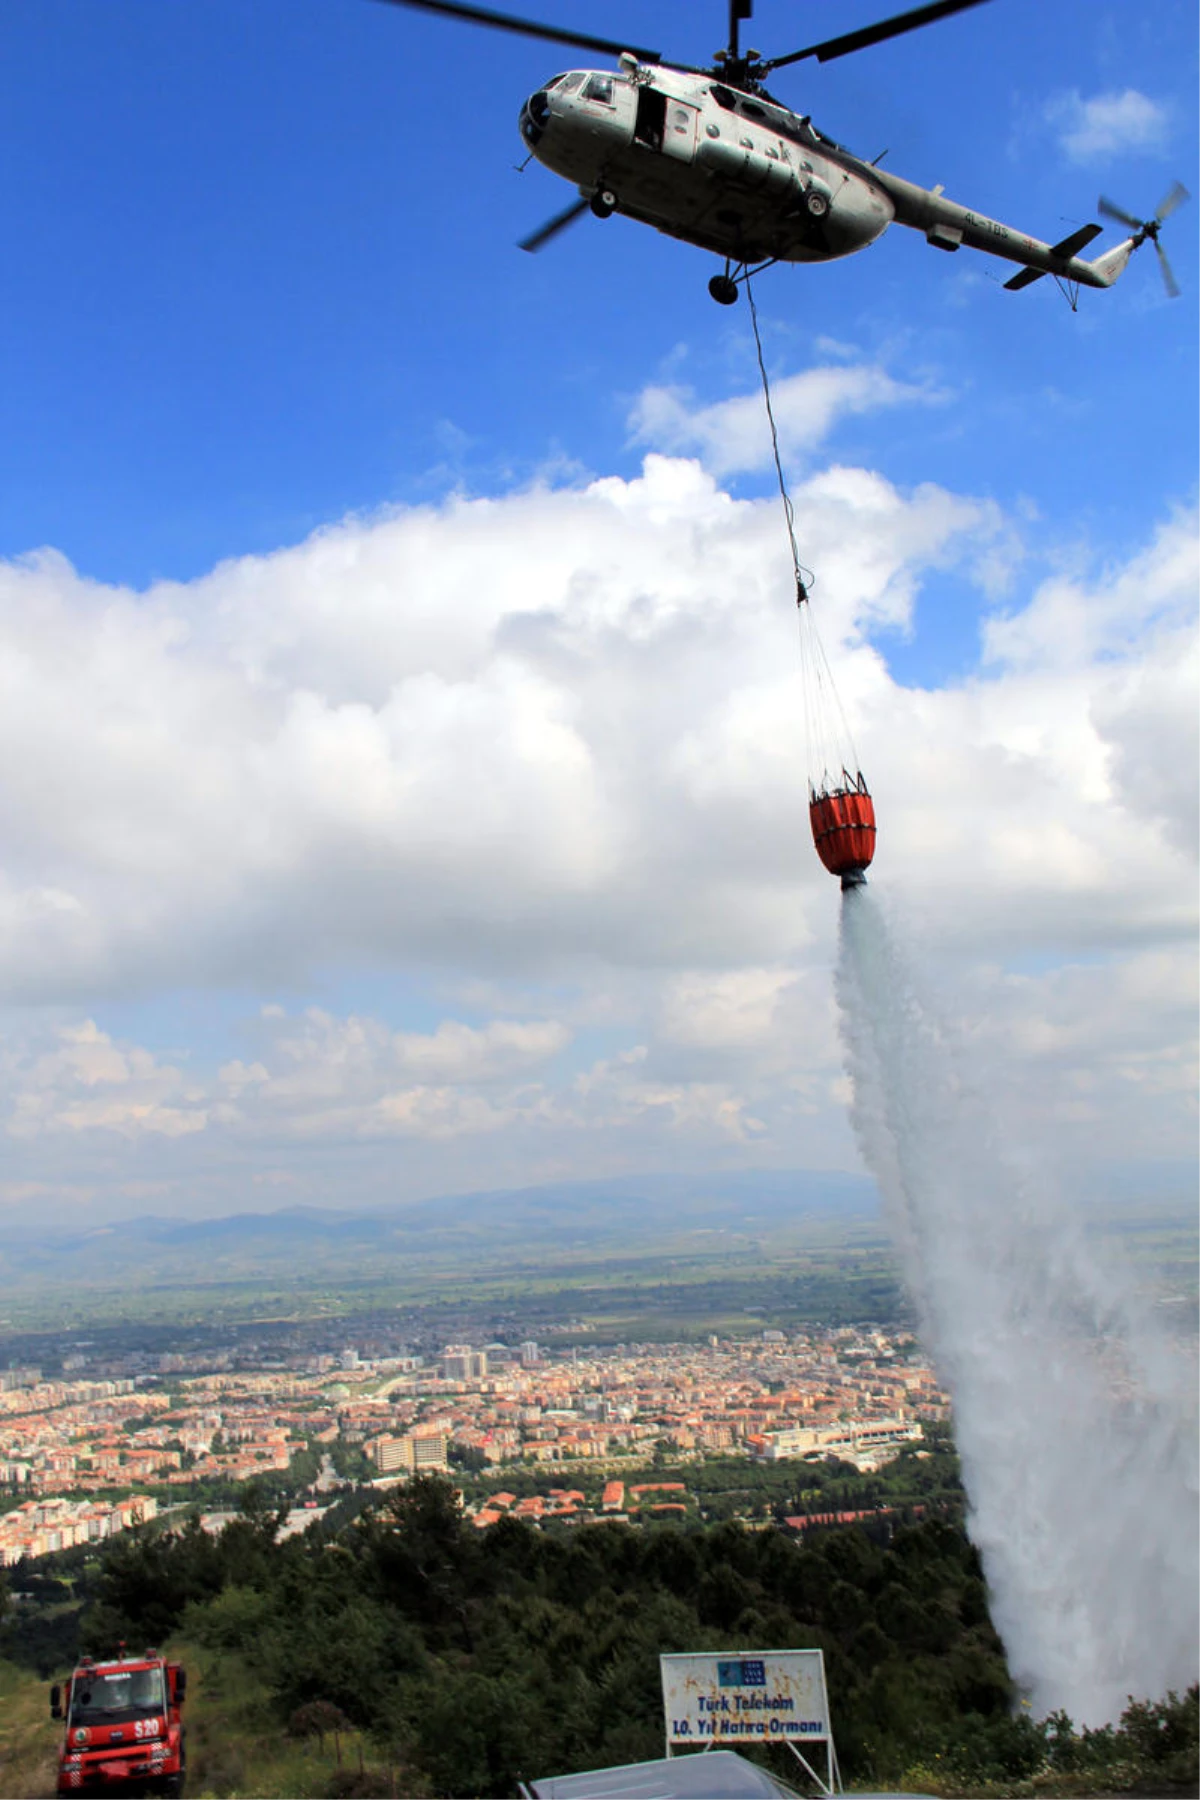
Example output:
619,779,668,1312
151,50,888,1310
51,1651,187,1796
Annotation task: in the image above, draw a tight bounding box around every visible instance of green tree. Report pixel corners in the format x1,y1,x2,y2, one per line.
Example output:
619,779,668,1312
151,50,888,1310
353,1475,479,1651
85,1518,224,1650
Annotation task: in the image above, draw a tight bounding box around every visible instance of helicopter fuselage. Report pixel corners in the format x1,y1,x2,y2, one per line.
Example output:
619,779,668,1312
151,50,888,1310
520,63,893,266
518,59,1140,295
394,0,1166,298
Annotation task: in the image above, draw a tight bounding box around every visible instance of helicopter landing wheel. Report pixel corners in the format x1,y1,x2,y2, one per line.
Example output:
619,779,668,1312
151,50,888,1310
590,189,617,219
708,274,739,305
805,189,829,217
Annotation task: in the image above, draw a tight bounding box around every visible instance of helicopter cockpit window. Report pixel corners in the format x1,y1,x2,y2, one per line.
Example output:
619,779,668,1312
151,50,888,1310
583,75,614,104
558,73,584,92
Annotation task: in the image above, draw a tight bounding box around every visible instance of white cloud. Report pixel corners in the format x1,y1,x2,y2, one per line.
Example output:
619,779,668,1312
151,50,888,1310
949,945,1199,1177
659,968,798,1051
6,1021,207,1140
627,366,943,477
982,510,1195,670
0,449,1003,1003
214,1008,570,1140
0,1002,786,1168
0,369,1194,1216
1043,89,1169,165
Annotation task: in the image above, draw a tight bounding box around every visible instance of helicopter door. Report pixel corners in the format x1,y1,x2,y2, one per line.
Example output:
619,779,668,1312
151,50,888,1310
661,102,698,163
634,86,667,151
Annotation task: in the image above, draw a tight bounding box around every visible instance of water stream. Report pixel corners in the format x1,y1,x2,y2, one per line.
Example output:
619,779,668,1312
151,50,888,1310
836,885,1198,1724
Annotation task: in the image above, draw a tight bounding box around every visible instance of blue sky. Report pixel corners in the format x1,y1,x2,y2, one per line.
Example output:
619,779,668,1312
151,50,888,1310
0,0,1195,1222
3,0,1195,580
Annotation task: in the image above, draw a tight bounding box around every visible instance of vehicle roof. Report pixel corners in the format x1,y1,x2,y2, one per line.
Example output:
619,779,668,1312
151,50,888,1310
527,1750,937,1800
76,1657,163,1672
529,1749,804,1799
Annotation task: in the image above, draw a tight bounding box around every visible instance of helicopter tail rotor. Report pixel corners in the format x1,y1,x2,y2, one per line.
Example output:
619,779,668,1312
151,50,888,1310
1098,182,1190,298
1154,237,1181,302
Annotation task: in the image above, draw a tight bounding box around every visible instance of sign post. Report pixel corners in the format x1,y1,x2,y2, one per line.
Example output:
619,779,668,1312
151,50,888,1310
660,1651,840,1795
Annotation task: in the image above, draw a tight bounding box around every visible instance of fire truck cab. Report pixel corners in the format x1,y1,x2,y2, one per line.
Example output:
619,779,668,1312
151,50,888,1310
51,1651,186,1797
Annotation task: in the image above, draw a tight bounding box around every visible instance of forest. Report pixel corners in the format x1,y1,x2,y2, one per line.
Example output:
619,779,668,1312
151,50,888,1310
98,1479,1002,1785
7,1476,1194,1800
5,1472,1195,1798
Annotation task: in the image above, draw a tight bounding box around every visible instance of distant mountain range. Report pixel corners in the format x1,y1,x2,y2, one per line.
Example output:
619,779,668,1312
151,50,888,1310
0,1168,882,1289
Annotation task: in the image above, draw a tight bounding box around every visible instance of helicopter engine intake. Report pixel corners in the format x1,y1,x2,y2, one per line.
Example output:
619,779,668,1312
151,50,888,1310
519,89,551,146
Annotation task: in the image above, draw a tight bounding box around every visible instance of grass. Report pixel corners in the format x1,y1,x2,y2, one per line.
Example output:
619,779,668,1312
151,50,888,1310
0,1644,417,1800
180,1639,343,1797
897,1765,1200,1798
0,1658,60,1800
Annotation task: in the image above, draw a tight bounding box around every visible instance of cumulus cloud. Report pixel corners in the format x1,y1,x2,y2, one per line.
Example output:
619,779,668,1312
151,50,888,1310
1043,89,1170,165
0,369,1195,1217
214,1008,572,1141
0,1002,805,1181
659,967,798,1051
628,365,943,477
5,1021,208,1140
981,509,1195,670
939,944,1200,1191
0,451,1007,1005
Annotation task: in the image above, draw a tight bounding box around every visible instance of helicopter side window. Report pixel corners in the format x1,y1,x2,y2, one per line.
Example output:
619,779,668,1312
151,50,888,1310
746,101,833,155
583,76,614,105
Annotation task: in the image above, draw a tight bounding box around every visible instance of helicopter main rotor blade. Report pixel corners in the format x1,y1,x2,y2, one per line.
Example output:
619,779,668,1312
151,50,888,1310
1155,239,1181,300
519,195,591,253
763,0,991,72
1098,194,1143,231
1155,180,1190,224
374,0,660,64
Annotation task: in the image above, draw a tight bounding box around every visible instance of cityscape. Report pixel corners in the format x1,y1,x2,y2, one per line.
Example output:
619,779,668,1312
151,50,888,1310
0,1323,949,1561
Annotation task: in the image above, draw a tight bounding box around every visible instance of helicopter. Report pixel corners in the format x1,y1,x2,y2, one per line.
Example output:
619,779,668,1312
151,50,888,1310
390,0,1187,306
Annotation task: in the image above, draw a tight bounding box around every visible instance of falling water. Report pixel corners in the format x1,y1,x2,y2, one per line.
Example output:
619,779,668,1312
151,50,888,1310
836,885,1199,1725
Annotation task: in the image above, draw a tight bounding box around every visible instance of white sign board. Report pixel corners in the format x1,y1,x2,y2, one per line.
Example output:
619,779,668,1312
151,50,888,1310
660,1650,830,1748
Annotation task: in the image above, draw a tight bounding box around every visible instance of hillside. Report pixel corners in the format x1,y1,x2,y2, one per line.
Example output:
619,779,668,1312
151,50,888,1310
0,1170,881,1290
0,1648,388,1800
3,1471,1195,1799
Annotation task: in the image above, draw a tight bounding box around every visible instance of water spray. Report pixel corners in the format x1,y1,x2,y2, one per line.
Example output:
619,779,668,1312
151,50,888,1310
747,292,1197,1719
836,885,1199,1724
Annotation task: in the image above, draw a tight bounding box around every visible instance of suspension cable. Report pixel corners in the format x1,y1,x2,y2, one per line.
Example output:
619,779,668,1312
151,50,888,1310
745,272,813,604
745,272,862,791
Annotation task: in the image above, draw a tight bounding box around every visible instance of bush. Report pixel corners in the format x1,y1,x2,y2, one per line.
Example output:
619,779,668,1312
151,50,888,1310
328,1769,398,1799
289,1699,351,1747
182,1583,272,1651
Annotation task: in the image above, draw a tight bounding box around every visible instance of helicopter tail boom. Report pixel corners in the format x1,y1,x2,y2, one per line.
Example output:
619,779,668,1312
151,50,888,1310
1077,237,1137,290
872,167,1127,290
872,165,1190,297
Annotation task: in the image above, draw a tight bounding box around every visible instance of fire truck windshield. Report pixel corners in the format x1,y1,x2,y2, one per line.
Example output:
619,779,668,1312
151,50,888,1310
71,1667,164,1724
